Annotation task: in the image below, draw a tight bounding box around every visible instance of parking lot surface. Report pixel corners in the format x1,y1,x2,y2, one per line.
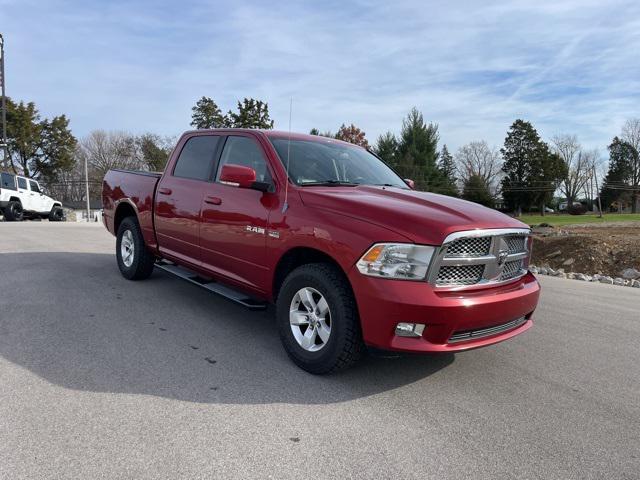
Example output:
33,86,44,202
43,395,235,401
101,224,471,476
1,223,639,479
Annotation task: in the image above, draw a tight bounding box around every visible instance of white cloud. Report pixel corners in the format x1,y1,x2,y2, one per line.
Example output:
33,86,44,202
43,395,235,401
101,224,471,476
1,0,638,153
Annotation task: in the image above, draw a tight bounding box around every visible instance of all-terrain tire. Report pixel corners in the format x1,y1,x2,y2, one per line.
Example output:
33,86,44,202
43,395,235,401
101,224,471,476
48,206,65,222
116,216,156,280
276,263,364,374
4,201,23,221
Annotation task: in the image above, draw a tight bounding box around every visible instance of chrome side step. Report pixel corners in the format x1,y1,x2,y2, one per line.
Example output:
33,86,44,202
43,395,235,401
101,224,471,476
155,262,268,310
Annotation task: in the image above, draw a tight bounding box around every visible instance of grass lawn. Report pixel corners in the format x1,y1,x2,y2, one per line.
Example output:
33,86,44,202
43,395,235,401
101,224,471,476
518,213,640,226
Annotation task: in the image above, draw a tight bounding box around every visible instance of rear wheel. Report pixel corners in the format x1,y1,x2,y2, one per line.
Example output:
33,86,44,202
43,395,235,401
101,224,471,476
276,263,364,374
48,206,65,222
4,201,23,221
116,216,156,280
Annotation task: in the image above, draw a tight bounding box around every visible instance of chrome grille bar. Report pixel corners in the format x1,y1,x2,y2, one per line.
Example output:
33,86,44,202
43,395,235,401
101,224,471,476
449,316,528,343
429,228,531,289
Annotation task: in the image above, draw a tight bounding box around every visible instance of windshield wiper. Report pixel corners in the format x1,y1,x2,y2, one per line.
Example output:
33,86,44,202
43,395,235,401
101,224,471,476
300,180,360,187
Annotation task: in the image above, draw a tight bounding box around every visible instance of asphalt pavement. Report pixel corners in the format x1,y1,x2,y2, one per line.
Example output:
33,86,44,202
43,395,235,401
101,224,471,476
1,222,639,479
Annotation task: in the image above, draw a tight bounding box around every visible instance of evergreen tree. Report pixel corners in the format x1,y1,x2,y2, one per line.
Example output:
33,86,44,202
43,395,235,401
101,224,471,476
530,150,567,216
396,108,441,191
462,174,494,208
5,97,76,180
397,107,439,169
374,132,398,165
190,96,227,129
600,137,634,210
500,119,549,215
137,133,172,171
309,128,320,135
436,144,458,196
227,98,274,129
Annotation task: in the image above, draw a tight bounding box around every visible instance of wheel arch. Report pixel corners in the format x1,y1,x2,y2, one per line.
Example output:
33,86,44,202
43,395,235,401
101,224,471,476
113,200,138,234
272,246,352,302
9,196,21,204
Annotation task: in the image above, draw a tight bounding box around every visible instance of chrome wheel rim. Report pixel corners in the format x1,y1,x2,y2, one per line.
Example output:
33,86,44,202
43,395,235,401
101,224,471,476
121,230,135,267
289,287,331,352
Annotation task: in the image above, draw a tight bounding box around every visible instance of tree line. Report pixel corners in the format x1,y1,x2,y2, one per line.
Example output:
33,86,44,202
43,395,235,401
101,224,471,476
1,94,639,214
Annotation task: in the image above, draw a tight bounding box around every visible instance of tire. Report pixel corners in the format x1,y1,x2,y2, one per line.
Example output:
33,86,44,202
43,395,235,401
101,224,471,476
4,201,23,222
116,216,156,280
276,263,364,374
48,206,65,222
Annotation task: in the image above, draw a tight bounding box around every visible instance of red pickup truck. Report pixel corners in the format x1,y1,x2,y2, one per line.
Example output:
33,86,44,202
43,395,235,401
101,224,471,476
102,129,540,373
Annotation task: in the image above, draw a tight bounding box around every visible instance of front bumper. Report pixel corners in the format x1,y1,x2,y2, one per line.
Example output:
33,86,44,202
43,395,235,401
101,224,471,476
348,269,540,353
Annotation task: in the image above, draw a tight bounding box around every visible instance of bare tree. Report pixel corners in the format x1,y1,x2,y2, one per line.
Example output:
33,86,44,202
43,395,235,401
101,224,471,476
80,130,142,183
621,118,640,212
454,141,502,196
551,134,598,210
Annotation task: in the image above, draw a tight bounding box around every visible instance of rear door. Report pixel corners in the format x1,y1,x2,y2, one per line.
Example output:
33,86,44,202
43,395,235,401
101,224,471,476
154,133,222,267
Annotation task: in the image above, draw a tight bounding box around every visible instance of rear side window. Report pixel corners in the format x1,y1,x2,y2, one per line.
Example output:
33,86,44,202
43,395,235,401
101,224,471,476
29,180,41,193
17,177,28,189
1,173,16,190
216,136,272,183
173,136,221,181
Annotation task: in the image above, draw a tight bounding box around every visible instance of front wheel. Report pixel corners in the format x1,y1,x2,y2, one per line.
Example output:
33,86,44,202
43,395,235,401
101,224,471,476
48,206,65,222
276,263,364,374
116,217,156,280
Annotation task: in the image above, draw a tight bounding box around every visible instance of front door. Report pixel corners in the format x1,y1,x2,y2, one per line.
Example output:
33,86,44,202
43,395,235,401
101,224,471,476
16,177,35,211
154,134,222,267
200,135,276,293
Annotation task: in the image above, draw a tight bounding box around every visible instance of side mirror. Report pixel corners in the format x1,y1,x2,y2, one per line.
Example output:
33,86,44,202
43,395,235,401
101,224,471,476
404,178,415,190
220,164,257,189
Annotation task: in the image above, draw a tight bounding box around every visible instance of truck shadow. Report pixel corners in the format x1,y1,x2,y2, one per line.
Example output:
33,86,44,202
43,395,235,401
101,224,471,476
0,252,454,405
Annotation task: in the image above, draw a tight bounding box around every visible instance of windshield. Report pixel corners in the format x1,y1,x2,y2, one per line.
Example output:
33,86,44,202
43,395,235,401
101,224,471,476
270,138,408,188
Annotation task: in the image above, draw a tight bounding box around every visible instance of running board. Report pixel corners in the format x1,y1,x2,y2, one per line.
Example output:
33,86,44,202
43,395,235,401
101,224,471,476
155,262,268,310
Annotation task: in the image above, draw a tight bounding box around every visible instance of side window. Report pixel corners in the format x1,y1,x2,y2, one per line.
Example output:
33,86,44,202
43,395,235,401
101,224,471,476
17,177,28,190
173,135,221,181
1,173,16,190
216,136,272,183
29,180,41,193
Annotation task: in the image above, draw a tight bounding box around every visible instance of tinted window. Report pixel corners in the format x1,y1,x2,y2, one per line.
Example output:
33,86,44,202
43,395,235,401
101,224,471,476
217,136,271,183
1,173,16,190
17,177,28,190
173,136,220,181
29,180,41,193
270,138,407,188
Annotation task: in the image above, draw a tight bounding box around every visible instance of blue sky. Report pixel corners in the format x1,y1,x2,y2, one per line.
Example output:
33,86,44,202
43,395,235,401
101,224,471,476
1,0,639,154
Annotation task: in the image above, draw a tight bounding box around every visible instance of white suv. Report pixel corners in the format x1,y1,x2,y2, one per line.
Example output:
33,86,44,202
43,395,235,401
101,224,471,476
0,172,64,221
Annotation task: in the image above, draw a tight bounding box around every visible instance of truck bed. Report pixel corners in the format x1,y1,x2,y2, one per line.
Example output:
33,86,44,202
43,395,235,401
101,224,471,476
102,169,162,249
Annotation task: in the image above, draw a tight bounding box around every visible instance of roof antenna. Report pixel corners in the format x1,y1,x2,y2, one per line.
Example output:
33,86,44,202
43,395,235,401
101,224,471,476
282,97,292,214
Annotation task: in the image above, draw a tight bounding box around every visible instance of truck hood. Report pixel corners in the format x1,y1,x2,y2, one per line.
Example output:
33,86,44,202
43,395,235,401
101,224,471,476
299,186,529,245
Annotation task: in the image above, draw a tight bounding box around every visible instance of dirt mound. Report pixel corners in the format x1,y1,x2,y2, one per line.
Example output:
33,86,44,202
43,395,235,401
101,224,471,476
531,222,640,277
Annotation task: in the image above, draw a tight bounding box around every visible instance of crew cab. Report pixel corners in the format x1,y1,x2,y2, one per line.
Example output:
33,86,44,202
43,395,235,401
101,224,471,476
0,172,64,221
102,129,540,373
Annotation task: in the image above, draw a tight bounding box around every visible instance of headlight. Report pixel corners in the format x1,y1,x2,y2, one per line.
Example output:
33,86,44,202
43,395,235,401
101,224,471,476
356,243,435,280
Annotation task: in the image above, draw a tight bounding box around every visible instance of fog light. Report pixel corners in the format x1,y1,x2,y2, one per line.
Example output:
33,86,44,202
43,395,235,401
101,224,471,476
395,323,426,337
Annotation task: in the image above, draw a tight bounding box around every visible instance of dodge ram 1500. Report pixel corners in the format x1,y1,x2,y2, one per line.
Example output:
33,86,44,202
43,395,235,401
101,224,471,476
102,129,540,373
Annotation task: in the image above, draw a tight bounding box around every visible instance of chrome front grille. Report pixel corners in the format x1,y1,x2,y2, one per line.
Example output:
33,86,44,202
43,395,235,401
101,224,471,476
428,229,530,289
505,236,526,254
436,265,485,286
500,259,524,280
444,237,491,257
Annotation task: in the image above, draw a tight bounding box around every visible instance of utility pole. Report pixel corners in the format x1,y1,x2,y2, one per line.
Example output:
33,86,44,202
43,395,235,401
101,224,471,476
593,166,603,218
0,33,8,171
84,153,91,222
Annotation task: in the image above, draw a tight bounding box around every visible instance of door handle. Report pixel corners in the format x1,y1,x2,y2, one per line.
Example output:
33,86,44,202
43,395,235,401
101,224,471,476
158,187,172,195
204,196,222,205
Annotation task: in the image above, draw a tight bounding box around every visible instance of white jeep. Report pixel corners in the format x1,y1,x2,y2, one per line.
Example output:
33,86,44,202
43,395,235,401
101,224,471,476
0,172,65,221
